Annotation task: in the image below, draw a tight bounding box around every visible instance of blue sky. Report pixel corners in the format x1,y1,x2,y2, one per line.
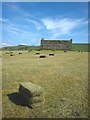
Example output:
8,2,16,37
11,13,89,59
1,2,88,47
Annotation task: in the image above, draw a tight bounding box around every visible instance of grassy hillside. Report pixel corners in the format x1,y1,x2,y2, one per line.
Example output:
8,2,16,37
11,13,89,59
72,44,89,52
1,45,40,51
1,44,89,51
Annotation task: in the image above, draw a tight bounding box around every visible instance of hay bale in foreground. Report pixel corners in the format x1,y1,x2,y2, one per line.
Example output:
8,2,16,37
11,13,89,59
49,54,54,56
19,82,44,107
19,82,42,97
39,55,46,58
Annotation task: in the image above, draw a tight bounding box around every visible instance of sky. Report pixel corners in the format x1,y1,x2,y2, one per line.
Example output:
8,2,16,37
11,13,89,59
1,2,88,47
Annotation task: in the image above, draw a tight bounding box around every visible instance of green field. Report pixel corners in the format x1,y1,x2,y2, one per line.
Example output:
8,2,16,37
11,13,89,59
2,50,88,118
72,44,89,52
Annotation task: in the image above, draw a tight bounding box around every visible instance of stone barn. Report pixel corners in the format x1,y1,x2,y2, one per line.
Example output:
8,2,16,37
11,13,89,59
41,38,72,50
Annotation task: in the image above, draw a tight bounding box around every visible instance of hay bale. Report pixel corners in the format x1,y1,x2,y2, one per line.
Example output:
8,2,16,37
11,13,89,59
35,53,40,55
49,54,54,56
6,52,10,54
19,82,42,97
10,54,14,56
19,82,44,107
19,52,22,54
39,55,46,58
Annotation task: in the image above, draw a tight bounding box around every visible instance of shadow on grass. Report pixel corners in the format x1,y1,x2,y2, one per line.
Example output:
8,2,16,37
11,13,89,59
7,92,33,109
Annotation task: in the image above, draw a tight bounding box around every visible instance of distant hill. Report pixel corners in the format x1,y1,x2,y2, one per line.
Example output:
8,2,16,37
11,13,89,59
72,43,89,52
1,44,90,52
1,45,40,51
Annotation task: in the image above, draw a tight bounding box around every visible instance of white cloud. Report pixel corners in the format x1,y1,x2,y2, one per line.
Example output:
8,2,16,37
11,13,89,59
2,18,42,37
9,4,30,17
26,18,43,30
0,18,8,22
3,25,20,35
6,30,18,35
2,20,23,35
21,43,27,45
2,19,41,46
0,43,11,47
41,18,88,38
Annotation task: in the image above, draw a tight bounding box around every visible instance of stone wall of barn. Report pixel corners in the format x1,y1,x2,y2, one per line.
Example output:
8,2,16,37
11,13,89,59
41,38,72,50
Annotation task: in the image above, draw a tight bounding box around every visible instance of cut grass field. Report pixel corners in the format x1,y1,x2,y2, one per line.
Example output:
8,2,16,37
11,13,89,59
2,50,88,118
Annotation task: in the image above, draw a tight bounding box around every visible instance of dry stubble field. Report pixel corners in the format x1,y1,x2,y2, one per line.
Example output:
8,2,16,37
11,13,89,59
2,50,88,118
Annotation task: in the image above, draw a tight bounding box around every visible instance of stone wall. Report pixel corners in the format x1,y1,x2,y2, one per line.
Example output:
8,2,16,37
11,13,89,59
41,38,72,50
